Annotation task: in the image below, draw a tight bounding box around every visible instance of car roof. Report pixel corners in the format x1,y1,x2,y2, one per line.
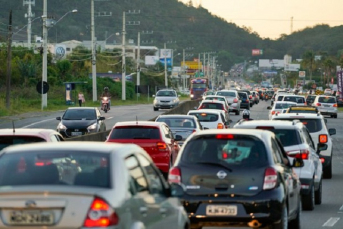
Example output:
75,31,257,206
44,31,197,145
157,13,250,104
274,101,297,104
283,95,305,97
157,89,176,92
235,120,302,129
156,114,196,119
200,100,226,104
188,109,224,114
190,128,274,140
113,121,162,127
0,128,61,137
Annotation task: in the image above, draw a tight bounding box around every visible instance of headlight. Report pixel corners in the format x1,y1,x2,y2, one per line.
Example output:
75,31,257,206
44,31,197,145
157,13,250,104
190,94,194,98
57,123,67,130
173,99,178,103
87,123,97,130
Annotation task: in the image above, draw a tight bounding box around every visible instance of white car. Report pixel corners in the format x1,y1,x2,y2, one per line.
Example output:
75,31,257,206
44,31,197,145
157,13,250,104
197,100,229,122
281,95,307,106
187,109,230,129
267,101,297,119
271,113,336,178
312,95,338,118
234,120,327,210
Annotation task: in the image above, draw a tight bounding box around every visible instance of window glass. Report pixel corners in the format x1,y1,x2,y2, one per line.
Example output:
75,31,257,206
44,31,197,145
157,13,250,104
271,139,283,164
0,136,45,151
110,126,160,139
156,90,176,97
125,156,149,192
273,118,322,133
188,112,218,122
216,91,236,97
200,102,224,110
302,127,315,149
266,129,300,147
63,109,96,120
156,117,195,128
318,96,336,103
161,125,171,139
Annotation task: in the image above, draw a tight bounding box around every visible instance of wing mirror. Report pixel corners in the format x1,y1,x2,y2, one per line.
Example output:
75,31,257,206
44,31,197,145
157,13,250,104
328,128,336,136
267,106,272,110
56,117,61,121
99,116,105,120
203,127,209,130
317,143,328,154
174,134,183,141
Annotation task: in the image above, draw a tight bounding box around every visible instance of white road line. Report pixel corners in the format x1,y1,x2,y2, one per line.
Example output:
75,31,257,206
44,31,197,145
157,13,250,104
323,217,340,227
340,205,343,211
107,117,113,120
22,118,56,128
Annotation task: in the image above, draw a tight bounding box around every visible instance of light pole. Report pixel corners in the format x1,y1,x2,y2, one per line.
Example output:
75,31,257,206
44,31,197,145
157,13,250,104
91,0,97,102
122,11,126,100
164,43,168,88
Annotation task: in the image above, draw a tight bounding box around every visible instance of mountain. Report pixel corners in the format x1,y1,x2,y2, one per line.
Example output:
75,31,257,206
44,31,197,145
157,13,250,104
0,0,342,70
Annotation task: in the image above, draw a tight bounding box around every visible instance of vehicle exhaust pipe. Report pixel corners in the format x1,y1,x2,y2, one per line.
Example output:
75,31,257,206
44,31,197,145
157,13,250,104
247,219,262,228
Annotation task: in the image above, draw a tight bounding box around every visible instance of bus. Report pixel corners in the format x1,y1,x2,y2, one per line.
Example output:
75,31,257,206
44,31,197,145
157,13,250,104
190,78,208,100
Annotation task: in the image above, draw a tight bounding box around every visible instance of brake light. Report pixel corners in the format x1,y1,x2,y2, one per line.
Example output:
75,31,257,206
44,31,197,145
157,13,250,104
157,142,167,151
217,123,224,129
192,129,196,133
35,160,52,166
320,158,325,163
271,111,276,115
263,167,277,190
319,134,328,143
316,103,321,106
222,152,228,159
287,149,309,160
83,197,119,227
233,98,238,103
168,167,181,184
333,103,338,107
216,134,234,139
249,95,252,99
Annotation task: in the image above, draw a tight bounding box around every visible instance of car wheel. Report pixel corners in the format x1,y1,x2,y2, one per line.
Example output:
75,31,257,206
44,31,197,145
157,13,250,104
269,204,288,229
315,179,322,205
153,107,159,111
302,183,315,210
288,200,301,229
323,159,332,179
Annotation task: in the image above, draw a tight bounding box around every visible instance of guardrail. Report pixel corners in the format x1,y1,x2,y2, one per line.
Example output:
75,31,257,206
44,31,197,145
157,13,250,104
65,99,201,142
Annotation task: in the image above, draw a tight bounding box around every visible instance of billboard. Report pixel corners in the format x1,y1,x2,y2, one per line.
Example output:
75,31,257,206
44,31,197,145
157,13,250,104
145,56,159,65
181,61,202,70
284,63,300,72
159,58,172,67
252,49,263,56
160,49,172,58
259,59,284,68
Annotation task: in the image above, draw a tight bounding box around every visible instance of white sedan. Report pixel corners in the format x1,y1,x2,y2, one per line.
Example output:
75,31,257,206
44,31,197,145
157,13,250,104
267,101,297,119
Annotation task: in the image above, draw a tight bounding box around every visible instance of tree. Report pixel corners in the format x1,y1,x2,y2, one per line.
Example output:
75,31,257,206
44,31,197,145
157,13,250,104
302,50,315,81
323,58,336,86
56,59,72,80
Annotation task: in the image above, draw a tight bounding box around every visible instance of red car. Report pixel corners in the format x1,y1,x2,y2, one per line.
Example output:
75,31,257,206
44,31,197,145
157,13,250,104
105,121,182,176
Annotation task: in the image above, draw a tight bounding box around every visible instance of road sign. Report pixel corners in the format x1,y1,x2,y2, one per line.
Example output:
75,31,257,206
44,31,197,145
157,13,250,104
36,81,49,94
299,71,306,78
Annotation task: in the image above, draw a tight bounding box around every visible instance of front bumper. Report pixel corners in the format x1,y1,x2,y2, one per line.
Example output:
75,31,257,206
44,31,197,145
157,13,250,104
154,103,178,109
58,129,97,138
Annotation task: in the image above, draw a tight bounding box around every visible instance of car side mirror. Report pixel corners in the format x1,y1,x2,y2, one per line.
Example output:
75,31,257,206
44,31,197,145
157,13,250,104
170,183,185,197
203,127,209,130
99,116,105,120
317,143,328,153
329,128,336,135
228,119,233,124
56,117,61,121
174,134,183,141
267,106,272,110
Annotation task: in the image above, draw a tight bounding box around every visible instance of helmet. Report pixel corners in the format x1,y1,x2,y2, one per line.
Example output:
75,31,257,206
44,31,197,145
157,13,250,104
104,87,109,91
242,109,250,120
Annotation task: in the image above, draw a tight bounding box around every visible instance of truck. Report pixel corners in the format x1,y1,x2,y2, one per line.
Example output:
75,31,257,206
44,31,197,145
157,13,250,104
189,77,208,100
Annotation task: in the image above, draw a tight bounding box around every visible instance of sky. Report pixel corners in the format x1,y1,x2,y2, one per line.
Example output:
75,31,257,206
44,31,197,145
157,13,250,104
179,0,343,39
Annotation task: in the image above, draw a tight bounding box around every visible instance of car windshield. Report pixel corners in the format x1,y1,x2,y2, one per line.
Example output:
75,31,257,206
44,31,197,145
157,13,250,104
63,109,96,120
274,118,322,133
181,135,268,167
318,97,336,103
156,91,176,97
0,136,45,151
216,91,236,97
191,83,207,89
110,126,160,139
275,103,294,109
156,117,195,128
188,112,219,122
0,151,110,188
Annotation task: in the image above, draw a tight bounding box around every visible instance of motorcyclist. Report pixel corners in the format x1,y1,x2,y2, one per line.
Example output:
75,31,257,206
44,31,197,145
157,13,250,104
237,109,253,122
100,87,111,110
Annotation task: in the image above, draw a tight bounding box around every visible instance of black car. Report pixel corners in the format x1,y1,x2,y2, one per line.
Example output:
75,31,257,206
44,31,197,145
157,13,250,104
56,107,106,138
239,90,254,107
238,91,250,110
169,129,303,229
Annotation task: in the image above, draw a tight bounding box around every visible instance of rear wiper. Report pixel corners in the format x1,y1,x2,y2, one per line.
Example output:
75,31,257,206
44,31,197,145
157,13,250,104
196,161,232,172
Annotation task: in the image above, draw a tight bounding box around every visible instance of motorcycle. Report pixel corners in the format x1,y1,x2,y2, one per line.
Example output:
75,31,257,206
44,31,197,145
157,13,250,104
101,97,111,113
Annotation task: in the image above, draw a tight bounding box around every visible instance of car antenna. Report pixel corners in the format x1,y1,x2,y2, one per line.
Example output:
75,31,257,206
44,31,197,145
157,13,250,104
12,121,15,133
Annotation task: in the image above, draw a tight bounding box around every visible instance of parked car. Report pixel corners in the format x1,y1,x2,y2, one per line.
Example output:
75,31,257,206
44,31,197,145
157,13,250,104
56,107,106,138
105,121,182,176
0,128,64,151
169,129,303,228
0,142,189,229
155,114,203,146
153,89,180,111
215,90,241,115
312,95,338,118
271,113,336,178
187,109,230,129
234,120,327,210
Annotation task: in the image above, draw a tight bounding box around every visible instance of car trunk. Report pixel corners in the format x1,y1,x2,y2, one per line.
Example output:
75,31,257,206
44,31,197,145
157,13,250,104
108,139,162,154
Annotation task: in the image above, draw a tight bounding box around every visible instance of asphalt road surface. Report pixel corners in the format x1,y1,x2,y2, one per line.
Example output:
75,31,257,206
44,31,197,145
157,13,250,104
0,100,342,228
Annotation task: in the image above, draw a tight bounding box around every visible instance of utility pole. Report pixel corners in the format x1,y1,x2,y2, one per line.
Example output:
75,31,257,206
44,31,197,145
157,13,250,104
136,31,140,96
122,11,126,100
198,53,201,75
164,43,168,88
91,0,97,101
6,10,12,109
182,48,185,90
42,0,48,109
24,0,35,47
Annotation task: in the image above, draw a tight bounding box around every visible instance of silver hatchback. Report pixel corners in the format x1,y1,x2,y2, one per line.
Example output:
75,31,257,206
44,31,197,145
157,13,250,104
312,95,338,118
153,89,180,111
215,90,241,115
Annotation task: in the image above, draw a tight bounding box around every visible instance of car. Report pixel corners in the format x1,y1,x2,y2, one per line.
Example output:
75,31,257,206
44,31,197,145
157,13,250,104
197,100,229,121
155,114,203,146
336,95,343,107
281,95,307,106
239,89,254,107
324,88,332,95
0,128,64,151
169,129,303,228
153,89,180,111
105,121,182,176
271,113,336,178
306,94,317,106
187,109,230,129
0,142,189,229
237,91,250,110
202,95,230,115
215,90,241,115
267,101,297,119
286,105,319,114
56,107,106,138
312,95,338,118
234,120,326,210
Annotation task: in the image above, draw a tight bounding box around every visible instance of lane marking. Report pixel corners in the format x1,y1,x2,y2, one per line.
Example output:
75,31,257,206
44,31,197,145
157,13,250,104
339,205,343,211
107,117,113,120
22,118,56,128
323,217,340,227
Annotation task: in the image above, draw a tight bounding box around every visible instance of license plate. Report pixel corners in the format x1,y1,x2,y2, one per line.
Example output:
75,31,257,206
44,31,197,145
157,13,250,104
71,132,82,136
206,205,237,216
323,105,330,107
9,211,54,225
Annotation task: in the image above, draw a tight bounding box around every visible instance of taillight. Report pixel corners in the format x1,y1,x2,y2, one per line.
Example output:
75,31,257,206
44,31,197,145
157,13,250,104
168,167,181,184
233,98,238,103
157,142,167,151
246,99,249,102
271,111,276,115
319,134,328,143
320,158,325,163
287,149,309,160
217,123,224,129
249,95,252,99
83,197,119,227
263,167,278,190
333,103,338,107
316,103,321,106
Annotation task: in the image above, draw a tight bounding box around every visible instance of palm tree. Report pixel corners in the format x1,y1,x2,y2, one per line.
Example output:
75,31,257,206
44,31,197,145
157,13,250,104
302,50,315,81
323,58,335,86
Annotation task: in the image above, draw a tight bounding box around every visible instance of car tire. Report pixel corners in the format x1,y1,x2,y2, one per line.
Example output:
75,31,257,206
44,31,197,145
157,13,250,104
302,183,315,211
153,107,159,111
288,200,301,229
323,159,332,179
315,179,322,205
269,204,288,229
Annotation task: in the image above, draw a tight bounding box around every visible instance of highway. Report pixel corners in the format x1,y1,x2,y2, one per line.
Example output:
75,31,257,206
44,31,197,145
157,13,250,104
0,100,342,228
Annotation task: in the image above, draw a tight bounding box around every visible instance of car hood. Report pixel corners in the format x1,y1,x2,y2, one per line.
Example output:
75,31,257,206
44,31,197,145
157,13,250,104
61,119,96,128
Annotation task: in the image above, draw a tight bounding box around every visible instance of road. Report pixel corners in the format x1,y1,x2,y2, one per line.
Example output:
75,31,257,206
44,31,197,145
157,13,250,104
0,101,342,228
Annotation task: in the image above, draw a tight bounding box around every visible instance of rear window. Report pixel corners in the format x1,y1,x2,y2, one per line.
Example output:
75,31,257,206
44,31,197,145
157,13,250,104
181,135,268,167
0,151,110,188
318,97,336,103
0,136,45,151
200,103,224,110
284,96,305,103
110,126,160,139
275,103,294,109
188,112,219,122
238,93,247,99
63,109,96,120
273,118,322,133
156,117,195,128
277,95,284,101
205,97,226,103
216,91,236,97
